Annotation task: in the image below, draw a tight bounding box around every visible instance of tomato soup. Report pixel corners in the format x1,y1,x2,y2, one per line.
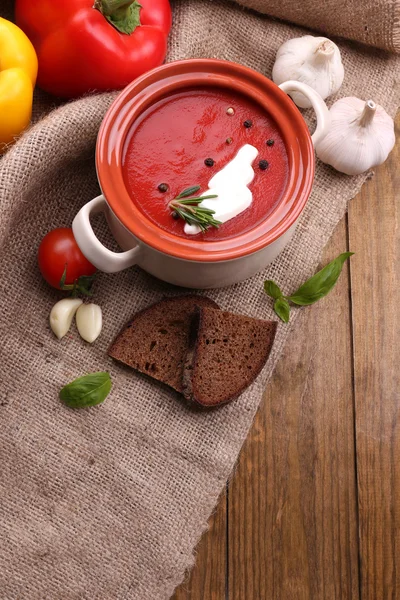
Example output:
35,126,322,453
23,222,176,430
122,88,288,241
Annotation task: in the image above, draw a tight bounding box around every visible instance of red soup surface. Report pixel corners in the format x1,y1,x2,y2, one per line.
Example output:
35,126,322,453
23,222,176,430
122,87,289,241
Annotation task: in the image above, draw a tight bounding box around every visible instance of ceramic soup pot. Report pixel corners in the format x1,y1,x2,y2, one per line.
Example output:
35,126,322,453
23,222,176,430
72,59,329,289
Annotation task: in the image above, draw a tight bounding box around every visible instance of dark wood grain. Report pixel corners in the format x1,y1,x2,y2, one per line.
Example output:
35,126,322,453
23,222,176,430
348,115,400,600
172,117,400,600
228,219,359,599
172,490,227,599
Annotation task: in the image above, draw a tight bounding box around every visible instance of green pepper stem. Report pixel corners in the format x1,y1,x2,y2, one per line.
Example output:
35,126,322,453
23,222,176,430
93,0,141,35
95,0,134,17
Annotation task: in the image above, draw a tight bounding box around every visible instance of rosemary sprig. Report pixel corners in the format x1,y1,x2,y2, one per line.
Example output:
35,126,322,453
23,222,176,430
169,185,221,232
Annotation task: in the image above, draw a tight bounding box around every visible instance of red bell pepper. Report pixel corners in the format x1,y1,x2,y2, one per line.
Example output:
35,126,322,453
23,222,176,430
15,0,172,98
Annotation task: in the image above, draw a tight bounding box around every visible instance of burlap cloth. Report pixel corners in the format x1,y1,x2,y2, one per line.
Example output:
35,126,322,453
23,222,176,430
239,0,400,53
0,1,399,598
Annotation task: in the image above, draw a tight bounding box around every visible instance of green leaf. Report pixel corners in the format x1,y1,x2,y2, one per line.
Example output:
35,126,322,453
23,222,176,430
178,195,217,204
264,280,283,300
178,185,201,198
103,0,142,35
60,372,112,409
274,297,290,323
287,252,354,306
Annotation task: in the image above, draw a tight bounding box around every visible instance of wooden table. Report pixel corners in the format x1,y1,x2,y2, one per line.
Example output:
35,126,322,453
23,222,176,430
172,114,400,600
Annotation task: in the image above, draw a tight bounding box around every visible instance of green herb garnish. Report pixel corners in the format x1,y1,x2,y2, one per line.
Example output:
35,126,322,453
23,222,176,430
60,372,112,409
264,252,354,323
169,185,221,232
273,297,291,323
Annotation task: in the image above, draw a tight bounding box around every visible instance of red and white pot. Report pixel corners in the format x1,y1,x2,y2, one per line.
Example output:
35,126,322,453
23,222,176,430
72,59,329,289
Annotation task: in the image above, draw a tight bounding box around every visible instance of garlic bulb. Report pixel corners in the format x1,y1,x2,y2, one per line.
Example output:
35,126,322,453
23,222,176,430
75,303,102,343
315,97,395,175
272,36,344,108
50,298,82,340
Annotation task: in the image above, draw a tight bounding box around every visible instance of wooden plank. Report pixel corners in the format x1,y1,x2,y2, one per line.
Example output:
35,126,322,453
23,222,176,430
348,115,400,599
172,490,227,600
228,219,359,599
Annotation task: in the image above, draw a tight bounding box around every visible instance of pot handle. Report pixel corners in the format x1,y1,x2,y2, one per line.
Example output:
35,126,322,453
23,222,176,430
278,81,331,146
72,195,140,273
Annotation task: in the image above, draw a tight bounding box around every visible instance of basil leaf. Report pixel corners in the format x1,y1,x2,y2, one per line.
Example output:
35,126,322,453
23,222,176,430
264,280,283,300
287,252,354,306
60,372,112,409
178,185,201,198
274,297,290,323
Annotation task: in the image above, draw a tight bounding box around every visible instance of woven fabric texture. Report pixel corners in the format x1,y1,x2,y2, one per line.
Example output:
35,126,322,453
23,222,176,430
237,0,400,53
0,1,399,599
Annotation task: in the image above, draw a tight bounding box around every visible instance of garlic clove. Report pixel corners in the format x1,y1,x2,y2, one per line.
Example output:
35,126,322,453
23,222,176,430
272,35,344,108
50,298,83,340
315,97,395,175
76,303,102,343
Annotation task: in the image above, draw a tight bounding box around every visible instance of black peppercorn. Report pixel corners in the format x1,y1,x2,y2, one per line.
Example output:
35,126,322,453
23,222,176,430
158,183,169,193
243,120,253,128
259,160,269,170
204,158,215,167
171,210,180,220
266,139,275,146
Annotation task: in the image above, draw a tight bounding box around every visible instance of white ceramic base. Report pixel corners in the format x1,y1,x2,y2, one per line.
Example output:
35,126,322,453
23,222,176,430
106,204,296,288
72,195,297,289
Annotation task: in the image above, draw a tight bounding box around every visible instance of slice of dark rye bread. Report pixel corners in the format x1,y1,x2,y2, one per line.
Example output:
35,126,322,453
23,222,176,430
182,307,277,407
108,296,219,393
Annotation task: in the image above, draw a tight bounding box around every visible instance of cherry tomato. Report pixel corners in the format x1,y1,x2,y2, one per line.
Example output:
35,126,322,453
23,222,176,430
38,228,96,289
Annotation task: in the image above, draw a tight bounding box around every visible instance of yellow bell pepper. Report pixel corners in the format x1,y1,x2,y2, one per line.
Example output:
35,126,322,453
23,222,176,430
0,17,38,152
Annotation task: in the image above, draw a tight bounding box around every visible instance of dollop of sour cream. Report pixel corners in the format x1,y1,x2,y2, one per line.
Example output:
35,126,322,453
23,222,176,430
184,144,259,235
